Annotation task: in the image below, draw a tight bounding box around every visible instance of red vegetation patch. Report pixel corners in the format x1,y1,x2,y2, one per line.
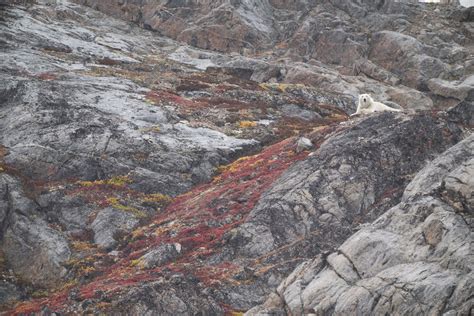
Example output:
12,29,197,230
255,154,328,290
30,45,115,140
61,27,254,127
11,138,311,314
193,96,269,112
97,57,122,66
146,90,203,108
146,90,270,118
176,79,211,92
36,72,57,81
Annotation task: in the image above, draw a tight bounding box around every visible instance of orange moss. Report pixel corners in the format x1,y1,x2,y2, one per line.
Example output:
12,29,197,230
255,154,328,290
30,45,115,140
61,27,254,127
238,121,258,128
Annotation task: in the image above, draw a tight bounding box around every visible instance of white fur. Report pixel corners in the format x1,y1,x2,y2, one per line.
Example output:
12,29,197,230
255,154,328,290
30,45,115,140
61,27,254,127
351,94,401,116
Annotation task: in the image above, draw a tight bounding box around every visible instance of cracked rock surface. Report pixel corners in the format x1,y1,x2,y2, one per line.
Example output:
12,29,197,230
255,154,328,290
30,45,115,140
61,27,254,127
247,134,473,316
230,112,464,259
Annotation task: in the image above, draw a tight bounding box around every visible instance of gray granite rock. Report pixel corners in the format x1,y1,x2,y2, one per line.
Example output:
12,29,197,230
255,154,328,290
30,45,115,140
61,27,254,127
91,207,140,250
248,134,473,316
138,243,182,269
428,75,474,101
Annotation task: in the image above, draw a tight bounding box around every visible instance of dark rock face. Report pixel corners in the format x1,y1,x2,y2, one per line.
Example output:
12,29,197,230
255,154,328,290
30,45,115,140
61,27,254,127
110,279,225,315
231,112,463,259
248,134,474,315
0,0,472,315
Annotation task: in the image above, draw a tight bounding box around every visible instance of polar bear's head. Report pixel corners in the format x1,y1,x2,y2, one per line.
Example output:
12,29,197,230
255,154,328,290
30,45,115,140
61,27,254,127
358,94,374,108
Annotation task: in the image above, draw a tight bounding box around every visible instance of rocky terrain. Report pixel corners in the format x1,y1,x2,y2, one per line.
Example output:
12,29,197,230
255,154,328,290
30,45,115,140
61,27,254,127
0,0,472,315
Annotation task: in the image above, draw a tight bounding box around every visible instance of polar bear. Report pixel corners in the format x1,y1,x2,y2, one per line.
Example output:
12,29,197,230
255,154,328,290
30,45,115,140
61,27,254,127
351,94,401,116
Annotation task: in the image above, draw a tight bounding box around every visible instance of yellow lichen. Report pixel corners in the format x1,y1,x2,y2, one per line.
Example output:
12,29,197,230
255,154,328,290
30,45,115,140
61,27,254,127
58,279,79,291
77,175,132,187
153,220,183,237
31,290,49,298
107,175,133,186
141,126,161,133
107,197,147,218
129,259,142,267
71,241,95,251
63,279,78,288
238,121,258,128
249,158,264,168
79,266,96,275
144,97,157,105
216,156,253,175
142,193,172,204
330,113,347,120
131,228,145,240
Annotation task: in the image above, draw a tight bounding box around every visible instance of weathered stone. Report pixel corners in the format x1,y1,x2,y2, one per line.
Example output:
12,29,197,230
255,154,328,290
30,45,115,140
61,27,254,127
109,280,224,315
249,134,474,316
448,100,474,126
3,214,71,287
232,112,462,258
312,29,367,69
428,75,474,101
295,137,313,153
91,208,140,250
138,243,182,269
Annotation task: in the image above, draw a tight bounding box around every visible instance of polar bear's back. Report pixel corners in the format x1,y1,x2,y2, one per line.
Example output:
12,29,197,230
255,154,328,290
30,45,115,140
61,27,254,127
373,101,401,112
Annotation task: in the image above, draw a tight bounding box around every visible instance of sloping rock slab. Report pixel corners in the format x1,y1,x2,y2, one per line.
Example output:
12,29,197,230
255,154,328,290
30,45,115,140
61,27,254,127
248,134,473,315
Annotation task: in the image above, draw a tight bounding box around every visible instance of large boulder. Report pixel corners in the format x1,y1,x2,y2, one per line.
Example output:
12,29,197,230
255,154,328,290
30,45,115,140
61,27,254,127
369,31,448,90
137,243,182,269
0,175,71,288
91,208,141,250
428,75,474,101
